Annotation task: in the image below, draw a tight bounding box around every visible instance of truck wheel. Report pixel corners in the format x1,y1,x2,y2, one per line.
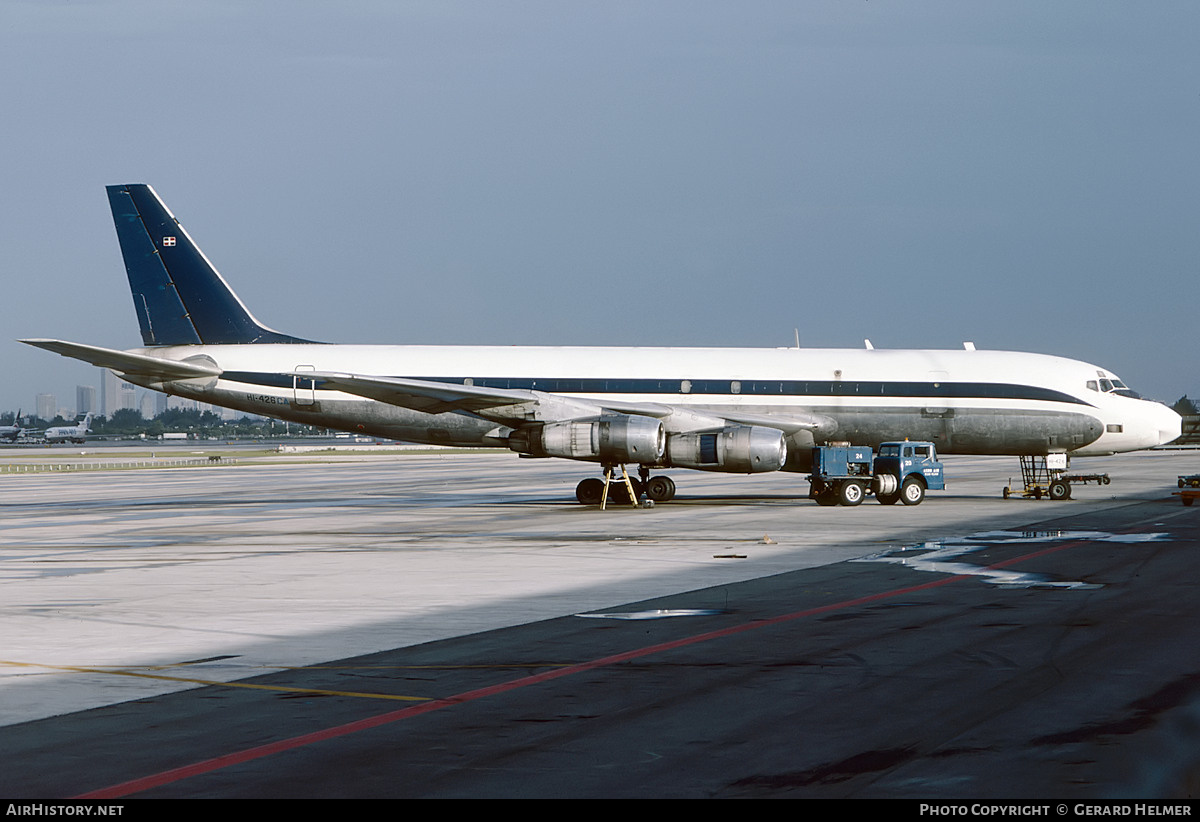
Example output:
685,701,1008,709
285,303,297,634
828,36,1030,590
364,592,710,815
839,481,865,506
1184,496,1194,506
900,477,925,505
815,490,839,506
1048,480,1070,500
877,491,900,505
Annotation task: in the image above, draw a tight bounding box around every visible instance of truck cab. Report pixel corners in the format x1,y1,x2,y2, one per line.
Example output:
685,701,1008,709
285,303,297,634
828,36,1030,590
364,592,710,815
873,441,945,504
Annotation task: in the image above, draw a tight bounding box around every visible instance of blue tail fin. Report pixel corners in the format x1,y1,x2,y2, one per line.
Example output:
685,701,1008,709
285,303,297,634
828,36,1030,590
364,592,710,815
106,184,313,346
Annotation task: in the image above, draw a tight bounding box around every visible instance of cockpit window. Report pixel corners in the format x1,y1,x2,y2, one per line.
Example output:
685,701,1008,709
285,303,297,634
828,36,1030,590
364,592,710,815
1089,376,1142,399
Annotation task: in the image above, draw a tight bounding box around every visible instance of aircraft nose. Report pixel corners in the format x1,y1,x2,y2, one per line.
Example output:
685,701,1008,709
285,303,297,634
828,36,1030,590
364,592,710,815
1155,403,1183,446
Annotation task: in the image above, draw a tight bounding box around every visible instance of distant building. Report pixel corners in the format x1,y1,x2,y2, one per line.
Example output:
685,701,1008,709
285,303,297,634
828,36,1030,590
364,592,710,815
77,385,97,415
139,393,157,420
36,393,56,421
100,369,137,416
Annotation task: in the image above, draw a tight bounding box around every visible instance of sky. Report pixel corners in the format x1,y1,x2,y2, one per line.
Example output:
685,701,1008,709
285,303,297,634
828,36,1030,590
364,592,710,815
2,1,1197,415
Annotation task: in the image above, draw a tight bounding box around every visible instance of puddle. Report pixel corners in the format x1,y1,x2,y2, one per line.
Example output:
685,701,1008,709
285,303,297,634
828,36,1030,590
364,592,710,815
575,609,725,620
853,530,1169,589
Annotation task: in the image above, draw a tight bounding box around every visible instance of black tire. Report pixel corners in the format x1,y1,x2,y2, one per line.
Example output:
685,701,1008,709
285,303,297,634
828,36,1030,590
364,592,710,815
1048,480,1070,500
839,481,865,506
575,477,604,504
608,478,643,505
1002,486,1011,500
1183,496,1193,507
815,490,839,506
877,491,900,505
900,476,925,505
646,475,676,502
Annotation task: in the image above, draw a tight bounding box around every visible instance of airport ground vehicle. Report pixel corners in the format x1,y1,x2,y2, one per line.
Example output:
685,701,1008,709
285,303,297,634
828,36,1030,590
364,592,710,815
1002,454,1111,500
1179,474,1200,489
808,441,945,506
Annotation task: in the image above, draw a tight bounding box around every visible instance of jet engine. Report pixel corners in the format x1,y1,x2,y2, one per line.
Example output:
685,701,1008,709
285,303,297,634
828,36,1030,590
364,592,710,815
511,414,666,463
666,426,786,473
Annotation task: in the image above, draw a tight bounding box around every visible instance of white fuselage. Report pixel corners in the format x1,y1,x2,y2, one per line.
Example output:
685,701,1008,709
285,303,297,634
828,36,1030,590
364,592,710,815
124,343,1182,463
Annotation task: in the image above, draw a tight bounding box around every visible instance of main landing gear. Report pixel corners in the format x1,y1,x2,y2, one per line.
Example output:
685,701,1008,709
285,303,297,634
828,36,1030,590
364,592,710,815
575,465,676,507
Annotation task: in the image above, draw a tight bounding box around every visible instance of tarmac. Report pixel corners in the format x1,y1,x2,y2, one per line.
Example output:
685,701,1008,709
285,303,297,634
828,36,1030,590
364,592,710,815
0,446,1197,798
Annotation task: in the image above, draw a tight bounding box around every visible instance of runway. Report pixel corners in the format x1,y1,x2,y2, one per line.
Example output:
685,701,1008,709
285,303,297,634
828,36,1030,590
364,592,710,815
0,448,1197,797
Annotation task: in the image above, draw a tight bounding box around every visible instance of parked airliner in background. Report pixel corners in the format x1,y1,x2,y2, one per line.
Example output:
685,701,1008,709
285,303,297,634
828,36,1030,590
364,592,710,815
21,184,1182,502
0,410,24,443
43,413,92,445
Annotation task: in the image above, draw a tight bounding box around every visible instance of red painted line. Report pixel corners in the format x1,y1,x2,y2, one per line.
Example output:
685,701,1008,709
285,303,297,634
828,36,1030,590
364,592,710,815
75,535,1101,799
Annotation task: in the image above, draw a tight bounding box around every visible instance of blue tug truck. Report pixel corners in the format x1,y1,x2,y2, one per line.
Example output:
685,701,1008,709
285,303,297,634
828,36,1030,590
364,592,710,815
808,441,945,506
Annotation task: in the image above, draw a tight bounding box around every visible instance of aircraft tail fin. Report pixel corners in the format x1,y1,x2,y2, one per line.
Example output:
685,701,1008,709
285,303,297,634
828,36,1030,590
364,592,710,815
106,184,314,346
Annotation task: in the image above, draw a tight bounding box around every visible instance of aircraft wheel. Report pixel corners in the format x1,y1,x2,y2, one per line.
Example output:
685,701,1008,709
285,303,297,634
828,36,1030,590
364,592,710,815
839,481,865,507
604,478,642,505
575,478,604,505
1048,480,1070,500
900,477,926,505
646,475,676,502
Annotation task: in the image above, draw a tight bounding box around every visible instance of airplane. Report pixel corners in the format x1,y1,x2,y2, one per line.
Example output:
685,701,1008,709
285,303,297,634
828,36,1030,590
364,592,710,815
0,410,24,443
21,184,1182,502
43,413,92,445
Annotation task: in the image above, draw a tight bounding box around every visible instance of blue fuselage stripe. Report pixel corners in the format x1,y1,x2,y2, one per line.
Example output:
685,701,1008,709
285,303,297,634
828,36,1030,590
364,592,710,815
219,372,1092,406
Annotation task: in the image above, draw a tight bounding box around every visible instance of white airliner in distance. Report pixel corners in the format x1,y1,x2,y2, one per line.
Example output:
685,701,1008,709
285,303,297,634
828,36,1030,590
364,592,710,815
43,413,92,445
21,184,1181,502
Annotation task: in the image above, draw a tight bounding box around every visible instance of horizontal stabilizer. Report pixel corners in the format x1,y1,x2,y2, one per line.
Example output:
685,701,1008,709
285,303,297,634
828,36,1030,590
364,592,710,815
20,339,223,381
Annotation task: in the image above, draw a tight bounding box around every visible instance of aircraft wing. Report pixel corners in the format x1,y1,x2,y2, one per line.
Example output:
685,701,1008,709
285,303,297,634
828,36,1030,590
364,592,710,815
304,372,540,415
20,339,223,381
304,371,828,434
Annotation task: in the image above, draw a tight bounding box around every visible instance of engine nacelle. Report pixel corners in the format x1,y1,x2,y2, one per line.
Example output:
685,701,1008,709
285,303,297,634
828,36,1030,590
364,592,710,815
512,414,665,463
665,426,786,473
